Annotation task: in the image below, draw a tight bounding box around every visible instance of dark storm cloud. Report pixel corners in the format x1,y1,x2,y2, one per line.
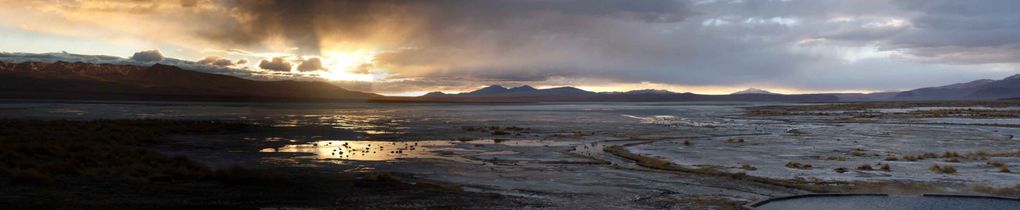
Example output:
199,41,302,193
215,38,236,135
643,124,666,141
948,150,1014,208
258,57,292,71
200,0,692,56
296,57,325,72
816,0,1020,64
11,0,1019,93
130,50,164,62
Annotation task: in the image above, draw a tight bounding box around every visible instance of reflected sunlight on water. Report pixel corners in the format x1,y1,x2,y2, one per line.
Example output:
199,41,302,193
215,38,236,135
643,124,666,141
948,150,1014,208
260,139,587,163
261,140,455,161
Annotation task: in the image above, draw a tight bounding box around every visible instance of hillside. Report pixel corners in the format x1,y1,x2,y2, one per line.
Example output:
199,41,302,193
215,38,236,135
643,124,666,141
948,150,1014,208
0,61,379,101
894,75,1020,100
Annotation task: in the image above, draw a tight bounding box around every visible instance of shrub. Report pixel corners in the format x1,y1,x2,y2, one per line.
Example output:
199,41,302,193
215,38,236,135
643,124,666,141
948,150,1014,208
785,161,812,169
834,167,848,173
683,140,691,146
740,163,756,171
825,156,848,161
884,155,899,161
903,155,919,161
1000,165,1011,173
987,161,1006,167
491,130,510,135
943,151,960,158
929,164,957,174
848,148,864,156
946,158,960,163
856,164,874,171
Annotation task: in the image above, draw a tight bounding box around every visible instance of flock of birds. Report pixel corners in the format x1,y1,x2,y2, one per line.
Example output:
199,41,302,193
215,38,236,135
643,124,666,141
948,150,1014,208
313,141,421,159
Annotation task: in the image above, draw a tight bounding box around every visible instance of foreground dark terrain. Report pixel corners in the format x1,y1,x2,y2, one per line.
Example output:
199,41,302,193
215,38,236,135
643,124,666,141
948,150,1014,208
0,120,536,209
4,100,1020,209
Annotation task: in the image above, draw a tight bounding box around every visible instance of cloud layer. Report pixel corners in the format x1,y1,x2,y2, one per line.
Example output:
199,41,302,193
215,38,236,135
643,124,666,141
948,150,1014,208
0,0,1018,94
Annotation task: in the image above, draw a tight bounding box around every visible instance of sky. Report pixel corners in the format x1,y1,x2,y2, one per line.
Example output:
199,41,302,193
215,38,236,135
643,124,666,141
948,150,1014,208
0,0,1018,96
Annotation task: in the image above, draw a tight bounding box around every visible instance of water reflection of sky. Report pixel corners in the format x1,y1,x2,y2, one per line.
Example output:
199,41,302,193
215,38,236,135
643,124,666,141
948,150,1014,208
0,100,749,136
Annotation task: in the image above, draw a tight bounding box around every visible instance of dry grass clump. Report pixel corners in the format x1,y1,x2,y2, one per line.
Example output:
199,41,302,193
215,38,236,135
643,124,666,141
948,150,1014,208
945,158,961,163
682,140,691,146
825,156,848,161
884,155,899,161
850,148,868,157
929,163,957,174
491,129,510,135
902,155,920,161
856,164,874,171
834,167,848,173
725,138,744,144
942,151,960,158
785,161,813,169
987,161,1006,167
740,163,756,171
901,152,942,161
986,161,1011,172
879,164,892,172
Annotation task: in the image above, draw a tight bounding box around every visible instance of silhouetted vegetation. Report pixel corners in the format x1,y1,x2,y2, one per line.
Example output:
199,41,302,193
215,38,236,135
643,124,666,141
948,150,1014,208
784,161,812,169
0,119,525,209
929,163,957,174
745,101,1020,118
0,119,249,185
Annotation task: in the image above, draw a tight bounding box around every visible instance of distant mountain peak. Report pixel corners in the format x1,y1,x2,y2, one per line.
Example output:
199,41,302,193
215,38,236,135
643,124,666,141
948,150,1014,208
423,91,447,97
508,85,537,91
1005,74,1020,80
732,88,776,95
625,89,674,94
938,79,995,89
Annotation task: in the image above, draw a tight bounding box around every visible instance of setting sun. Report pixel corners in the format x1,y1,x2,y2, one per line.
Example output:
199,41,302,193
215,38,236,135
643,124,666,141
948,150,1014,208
319,50,378,81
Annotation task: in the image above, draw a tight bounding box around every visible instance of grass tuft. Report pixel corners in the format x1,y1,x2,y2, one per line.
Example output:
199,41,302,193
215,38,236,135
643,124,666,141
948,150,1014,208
834,167,848,173
785,161,812,169
740,163,756,171
929,163,957,174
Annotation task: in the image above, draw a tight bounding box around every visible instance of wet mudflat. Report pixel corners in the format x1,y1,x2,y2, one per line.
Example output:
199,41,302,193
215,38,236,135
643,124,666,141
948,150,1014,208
753,195,1020,210
5,100,1020,209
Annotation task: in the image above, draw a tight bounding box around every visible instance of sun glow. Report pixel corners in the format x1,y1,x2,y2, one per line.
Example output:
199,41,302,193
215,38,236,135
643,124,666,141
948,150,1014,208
319,50,379,82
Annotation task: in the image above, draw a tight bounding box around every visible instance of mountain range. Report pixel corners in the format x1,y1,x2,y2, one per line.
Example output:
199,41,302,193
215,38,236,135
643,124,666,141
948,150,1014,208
892,75,1020,100
2,60,1019,102
422,85,837,102
0,61,378,101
